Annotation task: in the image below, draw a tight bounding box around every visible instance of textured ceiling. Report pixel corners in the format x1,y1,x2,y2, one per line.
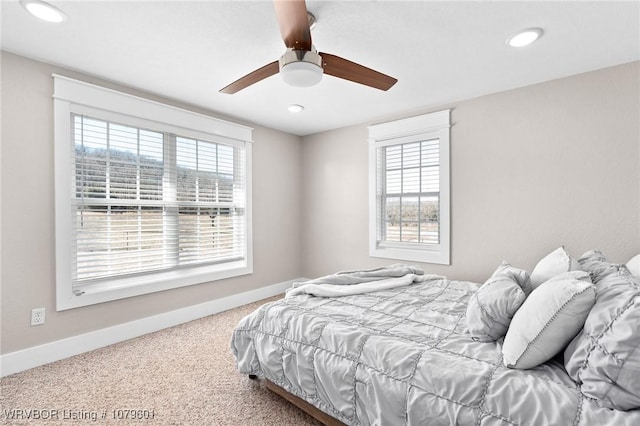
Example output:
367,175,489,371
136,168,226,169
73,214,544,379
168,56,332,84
2,0,639,136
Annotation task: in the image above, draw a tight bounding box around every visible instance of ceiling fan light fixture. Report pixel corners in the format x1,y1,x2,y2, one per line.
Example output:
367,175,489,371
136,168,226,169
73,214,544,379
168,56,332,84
279,50,323,87
506,28,543,47
281,61,323,87
20,0,67,23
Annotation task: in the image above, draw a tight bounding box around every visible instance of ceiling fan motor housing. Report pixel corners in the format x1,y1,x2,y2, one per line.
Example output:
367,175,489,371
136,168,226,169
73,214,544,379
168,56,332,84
279,49,323,87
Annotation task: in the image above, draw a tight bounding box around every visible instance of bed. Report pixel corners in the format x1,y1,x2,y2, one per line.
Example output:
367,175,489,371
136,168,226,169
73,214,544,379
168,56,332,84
231,252,640,425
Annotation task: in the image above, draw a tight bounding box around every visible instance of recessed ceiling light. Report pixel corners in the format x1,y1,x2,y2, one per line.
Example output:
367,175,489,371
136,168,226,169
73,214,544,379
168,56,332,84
288,104,304,113
506,28,543,47
20,0,67,23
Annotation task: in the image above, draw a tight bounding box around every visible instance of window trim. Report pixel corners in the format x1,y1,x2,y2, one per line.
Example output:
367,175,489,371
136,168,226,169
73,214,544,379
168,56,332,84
368,110,451,265
53,75,254,310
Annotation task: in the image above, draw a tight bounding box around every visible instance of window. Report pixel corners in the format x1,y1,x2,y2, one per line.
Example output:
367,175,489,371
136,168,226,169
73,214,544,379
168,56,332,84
368,110,450,264
54,75,253,310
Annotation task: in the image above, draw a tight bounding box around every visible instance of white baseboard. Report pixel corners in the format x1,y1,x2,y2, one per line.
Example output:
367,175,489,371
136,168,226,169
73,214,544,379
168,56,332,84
0,278,305,378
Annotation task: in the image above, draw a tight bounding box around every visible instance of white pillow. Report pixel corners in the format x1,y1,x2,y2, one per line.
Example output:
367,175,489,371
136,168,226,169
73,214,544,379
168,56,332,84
626,254,640,280
502,271,595,369
530,247,581,290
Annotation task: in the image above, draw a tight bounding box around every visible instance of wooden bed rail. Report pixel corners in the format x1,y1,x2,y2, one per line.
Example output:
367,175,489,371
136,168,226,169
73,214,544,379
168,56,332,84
264,379,347,426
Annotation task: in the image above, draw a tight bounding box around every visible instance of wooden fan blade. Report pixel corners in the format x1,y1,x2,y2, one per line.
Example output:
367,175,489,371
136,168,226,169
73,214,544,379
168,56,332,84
273,0,312,51
320,53,398,91
219,61,279,94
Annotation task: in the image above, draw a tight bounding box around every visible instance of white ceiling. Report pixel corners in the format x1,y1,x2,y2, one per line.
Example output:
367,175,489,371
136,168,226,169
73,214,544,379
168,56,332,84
2,0,639,136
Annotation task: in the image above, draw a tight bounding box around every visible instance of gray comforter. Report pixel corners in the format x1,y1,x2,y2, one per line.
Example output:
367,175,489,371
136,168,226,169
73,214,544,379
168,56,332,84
231,278,640,425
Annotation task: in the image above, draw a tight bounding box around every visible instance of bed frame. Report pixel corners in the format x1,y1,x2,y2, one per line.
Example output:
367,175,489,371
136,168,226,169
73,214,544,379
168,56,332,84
260,378,346,426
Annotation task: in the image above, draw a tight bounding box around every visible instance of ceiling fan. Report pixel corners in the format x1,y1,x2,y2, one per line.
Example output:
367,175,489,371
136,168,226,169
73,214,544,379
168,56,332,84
219,0,398,94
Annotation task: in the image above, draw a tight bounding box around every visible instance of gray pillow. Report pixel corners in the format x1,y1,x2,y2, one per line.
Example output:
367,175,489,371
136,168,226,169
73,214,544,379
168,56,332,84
577,249,608,274
466,262,526,342
494,262,532,295
564,255,640,411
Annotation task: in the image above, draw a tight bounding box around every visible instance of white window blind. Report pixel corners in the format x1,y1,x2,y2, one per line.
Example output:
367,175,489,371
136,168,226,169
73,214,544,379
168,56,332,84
175,137,245,267
379,139,440,246
73,115,246,287
368,110,450,265
54,75,253,310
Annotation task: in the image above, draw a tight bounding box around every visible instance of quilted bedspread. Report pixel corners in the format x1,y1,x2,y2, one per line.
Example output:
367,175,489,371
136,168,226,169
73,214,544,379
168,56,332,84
231,278,640,425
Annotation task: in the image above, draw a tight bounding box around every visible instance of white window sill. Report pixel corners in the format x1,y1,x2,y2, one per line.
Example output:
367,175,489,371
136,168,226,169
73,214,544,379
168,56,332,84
57,260,252,311
370,245,450,265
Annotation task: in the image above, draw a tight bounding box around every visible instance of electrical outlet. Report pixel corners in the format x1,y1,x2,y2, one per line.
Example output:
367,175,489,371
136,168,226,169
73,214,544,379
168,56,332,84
31,308,46,326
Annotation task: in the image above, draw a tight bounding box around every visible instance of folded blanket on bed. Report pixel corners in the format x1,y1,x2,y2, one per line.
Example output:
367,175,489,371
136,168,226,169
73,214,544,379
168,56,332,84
286,264,443,298
286,273,444,297
293,264,425,287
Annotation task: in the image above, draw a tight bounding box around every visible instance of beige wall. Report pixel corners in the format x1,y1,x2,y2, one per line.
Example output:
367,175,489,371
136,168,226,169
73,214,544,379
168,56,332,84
0,52,302,354
2,52,639,356
301,61,640,282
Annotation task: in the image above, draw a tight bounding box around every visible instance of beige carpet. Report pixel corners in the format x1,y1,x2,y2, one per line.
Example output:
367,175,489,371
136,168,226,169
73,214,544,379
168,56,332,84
0,296,322,425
